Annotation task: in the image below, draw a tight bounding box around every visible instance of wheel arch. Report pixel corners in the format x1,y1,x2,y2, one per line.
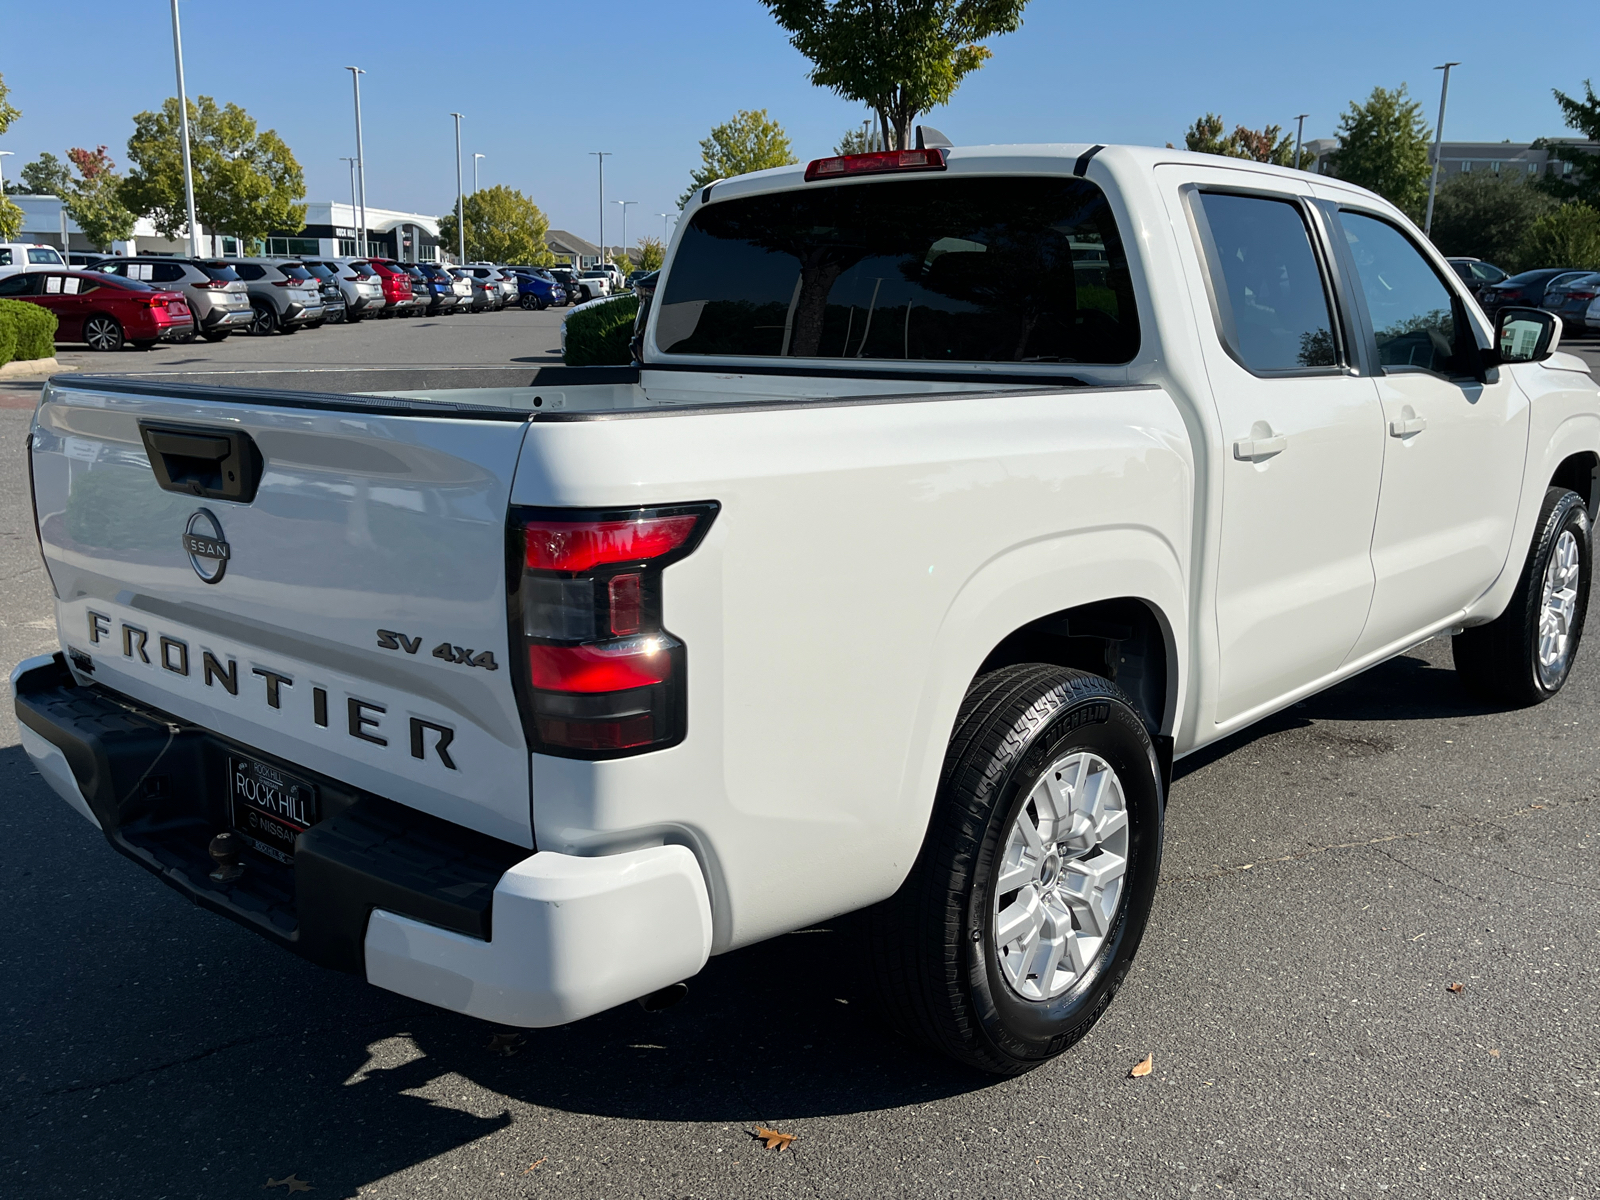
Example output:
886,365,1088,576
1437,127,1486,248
1550,449,1599,518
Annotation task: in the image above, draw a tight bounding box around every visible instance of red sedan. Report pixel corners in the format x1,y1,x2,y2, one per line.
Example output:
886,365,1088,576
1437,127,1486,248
0,268,192,351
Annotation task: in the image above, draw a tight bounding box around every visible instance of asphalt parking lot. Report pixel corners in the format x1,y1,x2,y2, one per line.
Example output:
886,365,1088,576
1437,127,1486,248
1,326,1598,1199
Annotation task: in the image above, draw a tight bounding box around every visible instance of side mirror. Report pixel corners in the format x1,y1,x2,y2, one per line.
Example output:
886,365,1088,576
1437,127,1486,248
1495,307,1561,364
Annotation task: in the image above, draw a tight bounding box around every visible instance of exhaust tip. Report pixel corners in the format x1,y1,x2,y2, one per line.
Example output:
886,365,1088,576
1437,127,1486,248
637,982,689,1013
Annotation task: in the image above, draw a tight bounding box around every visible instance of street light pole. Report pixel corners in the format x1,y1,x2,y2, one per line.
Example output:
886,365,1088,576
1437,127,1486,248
340,157,358,252
451,113,466,264
1292,113,1309,172
0,152,12,198
612,200,635,264
590,152,611,265
656,212,672,242
1424,62,1460,238
169,0,201,257
472,153,485,194
344,67,368,258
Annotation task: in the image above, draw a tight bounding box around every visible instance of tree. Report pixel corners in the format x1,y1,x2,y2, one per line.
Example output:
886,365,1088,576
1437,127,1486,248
63,147,137,251
0,73,22,238
1533,80,1600,208
17,152,71,195
610,249,634,275
437,185,553,264
1519,203,1600,271
679,109,798,207
1183,113,1313,167
763,0,1029,151
1327,85,1432,220
1426,171,1558,270
122,96,305,245
835,122,885,154
633,235,666,273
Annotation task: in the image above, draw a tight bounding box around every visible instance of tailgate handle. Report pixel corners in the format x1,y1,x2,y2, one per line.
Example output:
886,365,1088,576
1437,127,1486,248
138,421,264,504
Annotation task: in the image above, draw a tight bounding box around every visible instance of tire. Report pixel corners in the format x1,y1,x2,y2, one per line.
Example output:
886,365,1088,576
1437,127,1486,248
520,294,536,310
865,665,1164,1075
130,339,158,350
201,332,229,343
305,320,324,330
1454,486,1591,706
83,314,123,351
249,302,278,336
280,324,300,335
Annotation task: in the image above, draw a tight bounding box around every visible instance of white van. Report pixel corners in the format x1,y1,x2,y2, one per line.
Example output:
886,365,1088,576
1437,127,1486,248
0,243,67,277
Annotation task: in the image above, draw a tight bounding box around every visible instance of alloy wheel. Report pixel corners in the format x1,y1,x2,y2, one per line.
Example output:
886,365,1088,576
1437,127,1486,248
84,315,122,351
1538,529,1582,688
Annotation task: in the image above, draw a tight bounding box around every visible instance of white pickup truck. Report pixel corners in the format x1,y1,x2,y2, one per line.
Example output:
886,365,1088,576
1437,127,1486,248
13,143,1598,1076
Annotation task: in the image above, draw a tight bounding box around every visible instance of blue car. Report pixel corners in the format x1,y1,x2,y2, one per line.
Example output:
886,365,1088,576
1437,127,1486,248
512,268,565,310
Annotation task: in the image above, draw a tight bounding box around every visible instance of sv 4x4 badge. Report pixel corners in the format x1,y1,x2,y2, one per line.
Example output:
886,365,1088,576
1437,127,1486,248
376,629,499,671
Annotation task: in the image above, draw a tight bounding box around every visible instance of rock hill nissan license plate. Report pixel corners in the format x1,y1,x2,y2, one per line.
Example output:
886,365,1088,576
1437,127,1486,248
229,755,319,864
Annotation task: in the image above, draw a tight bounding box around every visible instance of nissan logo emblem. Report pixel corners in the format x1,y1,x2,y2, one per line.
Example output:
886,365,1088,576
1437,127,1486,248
183,509,231,584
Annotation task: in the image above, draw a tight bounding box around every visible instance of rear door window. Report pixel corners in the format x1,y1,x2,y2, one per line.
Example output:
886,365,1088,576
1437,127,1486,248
1337,211,1466,376
656,174,1139,364
1191,192,1340,373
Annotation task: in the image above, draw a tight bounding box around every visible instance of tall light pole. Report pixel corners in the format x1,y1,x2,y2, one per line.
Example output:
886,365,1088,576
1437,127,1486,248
340,156,358,252
169,0,201,257
1424,62,1461,237
344,67,368,257
590,151,611,264
612,200,636,263
472,153,485,194
0,151,12,197
1292,113,1309,172
451,113,466,264
656,212,672,242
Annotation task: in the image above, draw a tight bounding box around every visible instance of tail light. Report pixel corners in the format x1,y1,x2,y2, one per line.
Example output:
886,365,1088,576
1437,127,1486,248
197,278,231,289
1571,291,1596,302
509,503,718,758
804,148,946,182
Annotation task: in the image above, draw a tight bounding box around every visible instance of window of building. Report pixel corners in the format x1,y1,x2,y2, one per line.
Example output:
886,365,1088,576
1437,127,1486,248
1461,160,1472,173
338,238,357,256
221,237,243,257
417,244,438,262
1563,161,1574,176
1491,161,1501,174
265,237,320,257
1192,192,1339,374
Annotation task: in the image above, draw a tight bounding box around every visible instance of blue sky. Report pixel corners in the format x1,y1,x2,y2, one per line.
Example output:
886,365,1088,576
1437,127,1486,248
2,1,1594,247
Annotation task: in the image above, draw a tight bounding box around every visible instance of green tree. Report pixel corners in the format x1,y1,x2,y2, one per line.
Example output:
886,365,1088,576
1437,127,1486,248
17,152,71,195
680,109,798,207
763,0,1029,151
1533,80,1600,208
1327,85,1432,219
64,147,137,251
633,235,666,273
437,185,553,264
1426,171,1558,270
835,121,885,154
122,96,305,245
1183,113,1312,167
1518,203,1600,271
0,73,22,238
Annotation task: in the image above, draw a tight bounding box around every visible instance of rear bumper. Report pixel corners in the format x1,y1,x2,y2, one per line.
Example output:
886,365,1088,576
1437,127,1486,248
200,306,252,328
10,654,712,1026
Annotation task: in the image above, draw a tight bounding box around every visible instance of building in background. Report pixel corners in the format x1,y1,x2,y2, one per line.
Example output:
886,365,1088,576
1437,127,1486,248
10,194,184,261
546,230,602,269
1305,137,1599,182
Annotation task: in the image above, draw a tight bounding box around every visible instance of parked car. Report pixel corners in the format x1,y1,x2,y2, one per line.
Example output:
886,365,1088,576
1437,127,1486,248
1479,268,1585,317
573,269,612,303
1542,271,1600,336
299,258,385,321
0,268,190,350
597,261,624,291
292,261,350,325
410,263,459,314
0,243,67,277
94,257,252,342
367,258,426,317
511,268,564,310
1444,257,1508,299
227,258,325,335
450,267,498,312
458,263,517,308
545,267,582,306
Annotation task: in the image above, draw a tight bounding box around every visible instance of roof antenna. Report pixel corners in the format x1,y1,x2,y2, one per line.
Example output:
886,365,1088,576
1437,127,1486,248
914,125,953,150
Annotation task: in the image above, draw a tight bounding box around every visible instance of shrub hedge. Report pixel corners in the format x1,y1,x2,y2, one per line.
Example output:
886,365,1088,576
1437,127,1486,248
0,298,58,366
563,294,639,366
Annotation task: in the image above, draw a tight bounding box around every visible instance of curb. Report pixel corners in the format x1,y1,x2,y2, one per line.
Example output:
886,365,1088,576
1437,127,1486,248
0,357,76,380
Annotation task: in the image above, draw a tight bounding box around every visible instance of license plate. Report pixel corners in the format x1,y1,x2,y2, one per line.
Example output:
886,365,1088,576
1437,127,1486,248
229,755,319,864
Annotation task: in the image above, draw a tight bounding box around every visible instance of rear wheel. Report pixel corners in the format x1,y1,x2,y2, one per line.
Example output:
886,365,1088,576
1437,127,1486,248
248,303,278,336
1454,486,1591,705
865,665,1164,1075
201,331,229,343
130,339,158,350
83,314,123,351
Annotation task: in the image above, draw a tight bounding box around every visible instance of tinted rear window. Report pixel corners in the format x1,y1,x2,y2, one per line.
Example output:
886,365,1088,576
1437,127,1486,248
278,265,314,282
199,263,240,282
656,175,1138,363
302,263,336,280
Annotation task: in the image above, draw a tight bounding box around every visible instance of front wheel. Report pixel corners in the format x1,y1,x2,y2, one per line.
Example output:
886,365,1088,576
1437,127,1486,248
865,665,1164,1075
248,303,278,336
83,314,124,351
201,331,229,343
1454,487,1591,705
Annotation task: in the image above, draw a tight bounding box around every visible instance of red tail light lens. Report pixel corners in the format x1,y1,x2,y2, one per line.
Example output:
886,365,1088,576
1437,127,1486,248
804,148,947,182
509,503,717,759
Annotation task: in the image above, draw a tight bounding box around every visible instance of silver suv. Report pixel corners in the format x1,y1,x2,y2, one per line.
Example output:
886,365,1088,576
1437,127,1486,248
228,258,325,334
300,258,386,321
460,263,518,308
93,257,252,341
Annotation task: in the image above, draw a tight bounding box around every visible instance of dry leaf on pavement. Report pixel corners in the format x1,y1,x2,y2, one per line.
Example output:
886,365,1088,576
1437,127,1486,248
753,1127,797,1151
523,1157,547,1174
265,1176,313,1193
1446,982,1464,994
1129,1053,1154,1077
1488,1048,1501,1058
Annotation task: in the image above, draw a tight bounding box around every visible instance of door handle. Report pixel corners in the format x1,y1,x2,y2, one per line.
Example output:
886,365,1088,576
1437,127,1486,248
1389,405,1426,438
1233,434,1286,462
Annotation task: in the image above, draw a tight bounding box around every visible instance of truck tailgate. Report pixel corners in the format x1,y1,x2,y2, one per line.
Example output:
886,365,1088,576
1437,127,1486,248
30,379,534,847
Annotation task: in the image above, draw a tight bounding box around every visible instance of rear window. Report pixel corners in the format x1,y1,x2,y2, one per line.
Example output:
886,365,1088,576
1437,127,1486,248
28,248,64,265
656,175,1138,363
301,263,336,280
278,265,314,282
346,261,374,277
199,263,240,282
